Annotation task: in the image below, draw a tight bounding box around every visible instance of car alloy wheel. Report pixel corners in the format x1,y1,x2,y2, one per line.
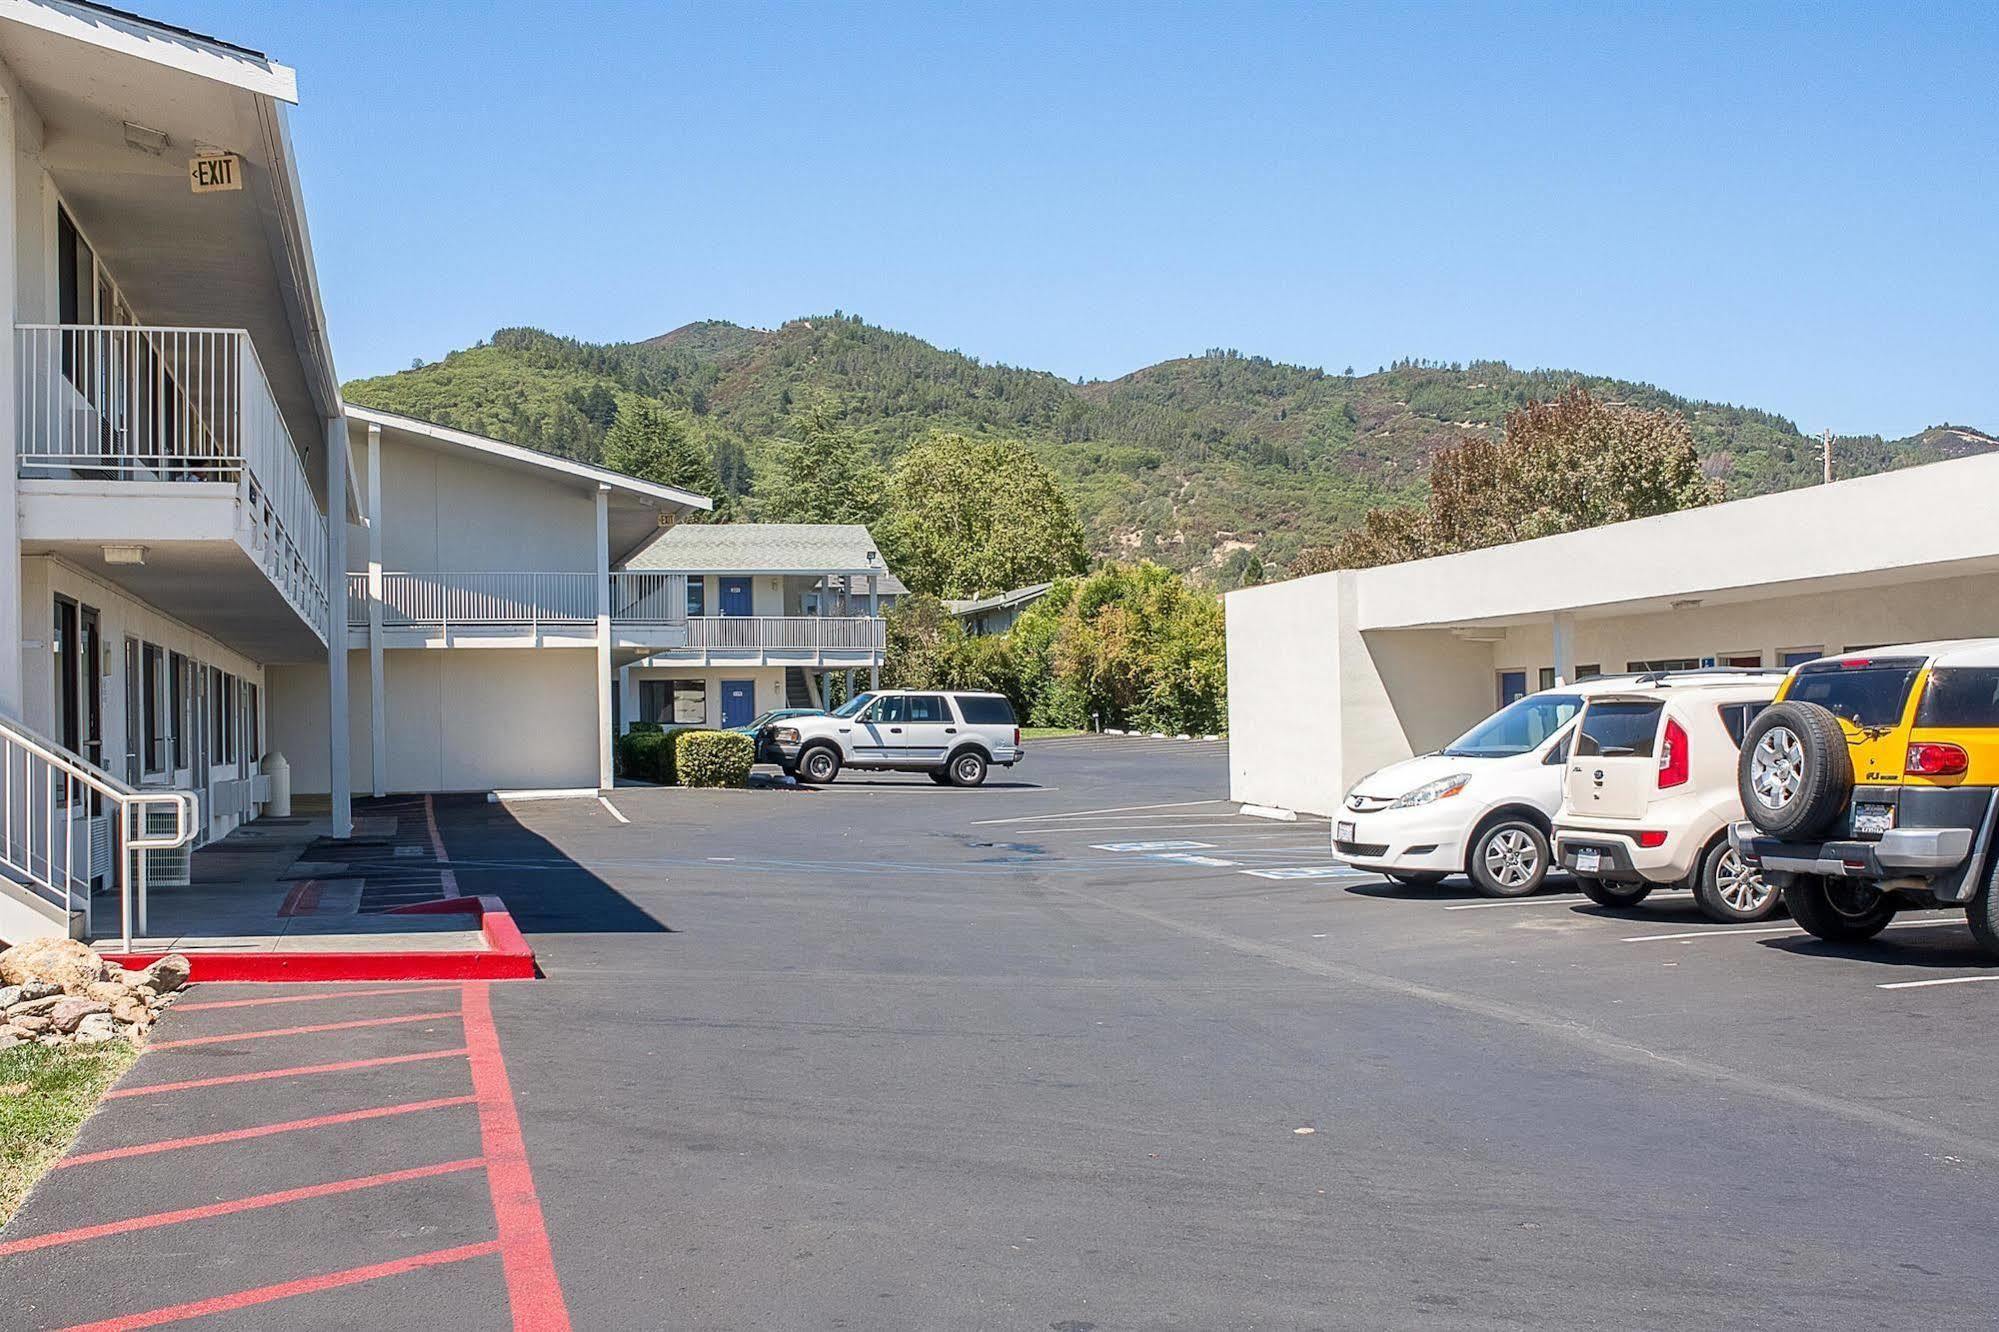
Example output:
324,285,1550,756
1749,726,1804,814
951,752,987,786
1483,827,1540,891
804,750,838,783
1713,846,1772,914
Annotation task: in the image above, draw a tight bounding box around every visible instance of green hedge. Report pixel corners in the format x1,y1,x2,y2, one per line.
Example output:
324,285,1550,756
675,730,755,788
615,725,698,783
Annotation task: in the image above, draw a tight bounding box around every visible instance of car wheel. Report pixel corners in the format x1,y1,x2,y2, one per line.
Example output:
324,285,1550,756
1387,871,1448,889
798,745,841,785
1469,819,1549,898
1576,876,1652,908
948,750,989,787
1692,839,1780,923
1782,875,1896,943
1739,701,1852,838
1965,856,1999,960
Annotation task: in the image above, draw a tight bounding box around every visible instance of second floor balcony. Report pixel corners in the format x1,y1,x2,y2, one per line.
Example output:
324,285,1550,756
16,324,332,653
346,570,887,664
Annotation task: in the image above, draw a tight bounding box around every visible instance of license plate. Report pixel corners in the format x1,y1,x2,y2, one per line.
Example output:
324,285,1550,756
1852,803,1895,836
1336,821,1356,844
1574,848,1603,874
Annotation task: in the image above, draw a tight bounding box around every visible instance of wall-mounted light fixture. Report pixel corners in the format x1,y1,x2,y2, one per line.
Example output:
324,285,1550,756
102,544,147,566
122,121,169,155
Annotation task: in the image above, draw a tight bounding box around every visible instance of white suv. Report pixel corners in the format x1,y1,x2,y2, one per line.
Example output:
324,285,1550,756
1552,675,1783,922
770,690,1023,787
1336,678,1635,897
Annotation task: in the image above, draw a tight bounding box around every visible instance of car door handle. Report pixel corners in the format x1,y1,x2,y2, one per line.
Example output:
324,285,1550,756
889,727,902,733
944,727,957,733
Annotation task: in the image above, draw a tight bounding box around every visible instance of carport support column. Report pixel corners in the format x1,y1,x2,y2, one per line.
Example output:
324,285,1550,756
325,415,353,839
0,92,19,724
868,574,880,691
617,664,633,735
1551,611,1577,687
366,423,386,797
595,485,613,790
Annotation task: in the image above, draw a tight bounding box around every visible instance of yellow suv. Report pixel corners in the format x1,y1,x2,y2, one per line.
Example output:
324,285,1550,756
1730,641,1999,956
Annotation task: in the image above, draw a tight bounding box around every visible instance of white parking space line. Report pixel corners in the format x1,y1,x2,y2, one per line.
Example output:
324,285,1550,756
1442,889,1693,912
973,799,1229,826
1877,973,1999,990
598,796,629,824
1090,840,1217,852
1623,917,1963,944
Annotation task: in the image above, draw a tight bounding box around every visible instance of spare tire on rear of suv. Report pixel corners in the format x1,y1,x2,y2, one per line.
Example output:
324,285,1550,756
1738,700,1852,838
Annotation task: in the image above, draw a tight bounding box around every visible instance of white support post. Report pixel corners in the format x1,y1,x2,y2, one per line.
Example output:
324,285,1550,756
595,486,613,790
366,423,386,797
325,416,353,838
0,91,19,724
617,664,633,735
867,574,880,690
1552,611,1577,688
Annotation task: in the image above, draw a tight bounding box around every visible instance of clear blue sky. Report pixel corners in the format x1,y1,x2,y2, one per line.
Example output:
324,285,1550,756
174,1,1996,437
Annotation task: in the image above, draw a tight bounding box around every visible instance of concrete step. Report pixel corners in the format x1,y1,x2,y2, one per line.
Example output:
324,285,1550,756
0,866,84,946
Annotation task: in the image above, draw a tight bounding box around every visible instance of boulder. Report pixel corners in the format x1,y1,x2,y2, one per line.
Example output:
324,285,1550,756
0,985,19,1010
0,1032,18,1052
0,939,112,994
73,1012,117,1044
135,955,191,995
110,999,151,1026
16,981,60,1003
48,996,110,1034
86,979,135,1005
7,1014,51,1035
6,995,62,1019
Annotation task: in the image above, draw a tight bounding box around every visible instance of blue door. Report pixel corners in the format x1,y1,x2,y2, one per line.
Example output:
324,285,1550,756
720,679,755,728
1498,671,1528,708
720,577,752,617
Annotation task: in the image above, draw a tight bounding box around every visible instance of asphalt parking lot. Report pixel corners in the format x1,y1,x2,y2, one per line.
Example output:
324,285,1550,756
11,733,1999,1328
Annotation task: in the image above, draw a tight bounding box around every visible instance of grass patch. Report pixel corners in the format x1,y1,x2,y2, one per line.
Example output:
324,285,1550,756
1020,727,1088,739
0,1040,138,1225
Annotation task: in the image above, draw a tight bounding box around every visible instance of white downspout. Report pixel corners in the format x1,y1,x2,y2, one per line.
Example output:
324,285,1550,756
0,90,20,723
325,415,352,838
595,486,612,790
366,422,386,796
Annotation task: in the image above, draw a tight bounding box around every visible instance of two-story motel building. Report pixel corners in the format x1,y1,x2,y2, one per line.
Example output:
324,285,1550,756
0,2,890,945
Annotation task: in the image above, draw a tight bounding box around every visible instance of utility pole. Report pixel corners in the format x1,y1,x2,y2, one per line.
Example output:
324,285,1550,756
1822,427,1834,484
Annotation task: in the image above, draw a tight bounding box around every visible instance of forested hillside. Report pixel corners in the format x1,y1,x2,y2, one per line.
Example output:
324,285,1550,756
343,316,1996,586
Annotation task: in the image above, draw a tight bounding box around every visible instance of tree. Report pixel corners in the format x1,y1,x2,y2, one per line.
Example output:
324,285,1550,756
601,395,721,501
1324,385,1722,569
877,433,1089,598
749,396,888,525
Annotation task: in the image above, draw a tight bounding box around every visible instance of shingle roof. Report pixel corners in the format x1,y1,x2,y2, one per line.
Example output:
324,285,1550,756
945,582,1055,616
622,523,893,575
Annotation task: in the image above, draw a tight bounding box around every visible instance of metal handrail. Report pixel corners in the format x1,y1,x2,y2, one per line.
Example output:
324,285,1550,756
0,715,197,953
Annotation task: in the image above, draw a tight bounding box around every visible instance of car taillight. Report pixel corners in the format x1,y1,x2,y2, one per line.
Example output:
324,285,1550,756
1635,830,1669,848
1013,727,1021,748
1657,718,1690,788
1906,742,1969,777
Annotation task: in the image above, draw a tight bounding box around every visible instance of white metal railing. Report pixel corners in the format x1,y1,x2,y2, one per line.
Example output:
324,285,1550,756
16,324,331,639
610,572,689,624
348,571,697,631
0,716,197,952
685,616,886,652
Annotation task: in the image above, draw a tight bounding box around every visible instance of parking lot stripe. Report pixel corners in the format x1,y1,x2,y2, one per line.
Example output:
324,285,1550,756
424,792,462,897
57,1239,504,1332
106,1047,470,1099
148,1010,462,1051
175,984,462,1013
973,799,1228,826
1442,889,1695,911
598,796,629,824
1877,973,1999,990
0,1158,485,1257
462,982,573,1331
58,1095,480,1168
1622,918,1963,944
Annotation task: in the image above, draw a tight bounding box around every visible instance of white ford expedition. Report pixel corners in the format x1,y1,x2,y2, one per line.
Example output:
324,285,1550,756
769,690,1023,787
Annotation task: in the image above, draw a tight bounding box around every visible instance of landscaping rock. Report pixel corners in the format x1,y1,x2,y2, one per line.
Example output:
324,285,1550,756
6,995,62,1019
86,979,135,1005
0,985,20,1010
110,998,151,1026
0,938,112,994
8,1014,52,1035
0,1032,19,1051
48,996,111,1034
73,1012,117,1044
17,981,60,1002
135,954,191,995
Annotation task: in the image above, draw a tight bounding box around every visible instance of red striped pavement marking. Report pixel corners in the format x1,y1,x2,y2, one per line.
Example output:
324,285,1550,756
148,1010,461,1051
106,1047,469,1099
0,1158,484,1257
58,1096,480,1168
462,981,572,1331
277,880,321,917
175,984,461,1012
55,1239,502,1332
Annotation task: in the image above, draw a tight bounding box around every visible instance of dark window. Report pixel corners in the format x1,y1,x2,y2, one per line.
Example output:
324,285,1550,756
1575,701,1664,758
871,695,906,724
141,644,165,772
169,653,187,768
1917,669,1999,729
1626,658,1700,674
905,695,951,723
686,579,706,617
1788,658,1924,729
1539,667,1556,692
1575,664,1603,681
247,682,261,763
1718,702,1769,748
53,598,79,753
956,695,1017,726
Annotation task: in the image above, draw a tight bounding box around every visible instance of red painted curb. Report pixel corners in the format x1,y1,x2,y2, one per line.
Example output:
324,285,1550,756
108,896,537,983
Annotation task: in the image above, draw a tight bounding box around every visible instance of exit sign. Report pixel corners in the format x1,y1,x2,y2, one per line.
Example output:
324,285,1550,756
188,153,241,193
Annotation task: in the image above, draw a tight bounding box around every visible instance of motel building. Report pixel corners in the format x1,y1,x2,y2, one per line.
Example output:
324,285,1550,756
0,2,894,954
1226,451,1999,819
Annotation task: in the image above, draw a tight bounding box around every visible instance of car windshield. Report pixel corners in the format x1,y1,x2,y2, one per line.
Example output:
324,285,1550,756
1788,659,1925,728
831,692,876,719
1442,693,1583,758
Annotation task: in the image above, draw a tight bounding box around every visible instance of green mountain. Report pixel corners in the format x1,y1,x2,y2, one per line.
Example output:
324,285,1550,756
343,316,1996,585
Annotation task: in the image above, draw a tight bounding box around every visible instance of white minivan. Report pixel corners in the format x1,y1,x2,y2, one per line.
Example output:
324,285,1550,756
1335,671,1769,898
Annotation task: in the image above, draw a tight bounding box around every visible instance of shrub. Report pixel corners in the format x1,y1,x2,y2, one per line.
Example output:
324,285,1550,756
628,720,663,734
675,730,755,788
616,725,699,783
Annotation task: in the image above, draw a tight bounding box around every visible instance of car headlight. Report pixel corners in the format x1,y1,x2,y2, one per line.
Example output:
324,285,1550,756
773,727,801,743
1388,774,1471,809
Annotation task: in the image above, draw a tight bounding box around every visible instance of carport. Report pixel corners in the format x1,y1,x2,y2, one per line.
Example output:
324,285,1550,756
1228,451,1999,817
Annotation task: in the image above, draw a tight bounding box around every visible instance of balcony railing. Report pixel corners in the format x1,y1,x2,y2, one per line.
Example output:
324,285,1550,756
344,573,884,653
17,324,330,638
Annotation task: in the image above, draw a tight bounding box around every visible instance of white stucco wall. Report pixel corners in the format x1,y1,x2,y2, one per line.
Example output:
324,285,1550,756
357,433,600,574
625,665,788,729
1225,572,1345,814
274,648,598,794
